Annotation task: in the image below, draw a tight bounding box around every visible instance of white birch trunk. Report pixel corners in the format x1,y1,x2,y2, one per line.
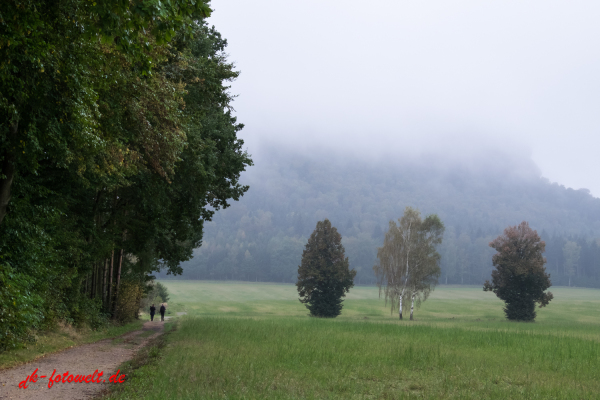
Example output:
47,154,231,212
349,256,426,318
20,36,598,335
399,294,403,320
410,292,416,320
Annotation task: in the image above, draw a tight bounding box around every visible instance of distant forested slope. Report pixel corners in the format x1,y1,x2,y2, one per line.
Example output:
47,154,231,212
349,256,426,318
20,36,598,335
161,146,600,287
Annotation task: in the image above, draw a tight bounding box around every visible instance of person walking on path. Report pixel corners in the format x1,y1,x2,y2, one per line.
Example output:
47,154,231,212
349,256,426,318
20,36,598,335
150,304,156,321
160,304,166,321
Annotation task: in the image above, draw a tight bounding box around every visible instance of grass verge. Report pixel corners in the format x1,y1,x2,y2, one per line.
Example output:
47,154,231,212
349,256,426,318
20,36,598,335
0,319,145,370
99,320,177,399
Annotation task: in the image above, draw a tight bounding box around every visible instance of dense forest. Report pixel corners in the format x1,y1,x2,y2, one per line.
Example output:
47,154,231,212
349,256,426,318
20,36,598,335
0,1,250,350
160,146,600,288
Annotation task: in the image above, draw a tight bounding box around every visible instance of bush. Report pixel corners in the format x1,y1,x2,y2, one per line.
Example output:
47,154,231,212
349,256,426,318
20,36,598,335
71,297,109,330
114,281,145,323
0,264,43,351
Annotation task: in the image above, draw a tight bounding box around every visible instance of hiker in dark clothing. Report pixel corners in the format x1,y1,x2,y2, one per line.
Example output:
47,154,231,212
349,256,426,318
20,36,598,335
150,304,156,321
160,304,166,321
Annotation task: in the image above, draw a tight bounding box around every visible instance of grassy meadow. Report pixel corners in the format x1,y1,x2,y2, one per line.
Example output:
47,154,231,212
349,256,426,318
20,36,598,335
106,282,600,399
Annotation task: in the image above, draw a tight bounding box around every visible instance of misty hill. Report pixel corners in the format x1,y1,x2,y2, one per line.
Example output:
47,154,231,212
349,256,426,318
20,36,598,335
163,146,600,287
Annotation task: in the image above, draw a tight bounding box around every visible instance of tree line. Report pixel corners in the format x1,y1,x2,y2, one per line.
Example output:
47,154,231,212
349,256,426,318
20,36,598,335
164,148,600,288
0,1,251,350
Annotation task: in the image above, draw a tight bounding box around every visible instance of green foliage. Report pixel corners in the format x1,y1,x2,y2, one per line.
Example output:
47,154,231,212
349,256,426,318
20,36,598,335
484,222,554,321
374,207,444,319
297,219,356,317
0,181,77,349
155,282,170,304
0,2,250,350
140,280,170,311
0,264,42,351
71,297,108,330
115,281,145,323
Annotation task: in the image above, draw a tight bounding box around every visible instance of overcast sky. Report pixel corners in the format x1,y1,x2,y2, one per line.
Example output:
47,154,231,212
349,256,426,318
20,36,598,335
209,0,600,196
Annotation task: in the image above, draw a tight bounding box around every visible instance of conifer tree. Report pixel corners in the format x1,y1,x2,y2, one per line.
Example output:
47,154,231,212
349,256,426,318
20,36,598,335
296,219,356,317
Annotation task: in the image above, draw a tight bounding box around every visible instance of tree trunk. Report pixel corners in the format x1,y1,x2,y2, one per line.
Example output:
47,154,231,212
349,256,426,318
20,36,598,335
91,263,96,299
112,248,124,317
108,250,114,314
103,258,108,308
95,263,99,298
410,292,416,320
399,238,411,321
399,279,408,320
96,262,101,299
399,294,403,320
0,122,18,226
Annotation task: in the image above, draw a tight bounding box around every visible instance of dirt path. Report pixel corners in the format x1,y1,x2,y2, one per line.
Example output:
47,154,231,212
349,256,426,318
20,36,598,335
0,320,166,400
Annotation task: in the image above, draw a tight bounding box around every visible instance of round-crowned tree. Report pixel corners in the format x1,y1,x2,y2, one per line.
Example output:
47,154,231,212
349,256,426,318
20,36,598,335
484,221,553,321
296,219,356,317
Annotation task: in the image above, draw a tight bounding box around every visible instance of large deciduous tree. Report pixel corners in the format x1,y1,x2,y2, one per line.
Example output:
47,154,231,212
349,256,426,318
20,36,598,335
374,207,444,320
296,219,356,318
0,2,251,350
0,0,211,226
484,221,553,321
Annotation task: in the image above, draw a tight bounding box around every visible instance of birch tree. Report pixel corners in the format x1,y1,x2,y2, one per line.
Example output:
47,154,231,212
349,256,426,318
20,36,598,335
373,207,444,320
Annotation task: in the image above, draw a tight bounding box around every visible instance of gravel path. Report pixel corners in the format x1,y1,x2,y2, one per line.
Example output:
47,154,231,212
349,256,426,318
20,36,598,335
0,320,165,400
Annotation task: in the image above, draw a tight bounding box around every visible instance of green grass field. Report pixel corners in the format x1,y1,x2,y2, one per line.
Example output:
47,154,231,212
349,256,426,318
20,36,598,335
106,282,600,399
